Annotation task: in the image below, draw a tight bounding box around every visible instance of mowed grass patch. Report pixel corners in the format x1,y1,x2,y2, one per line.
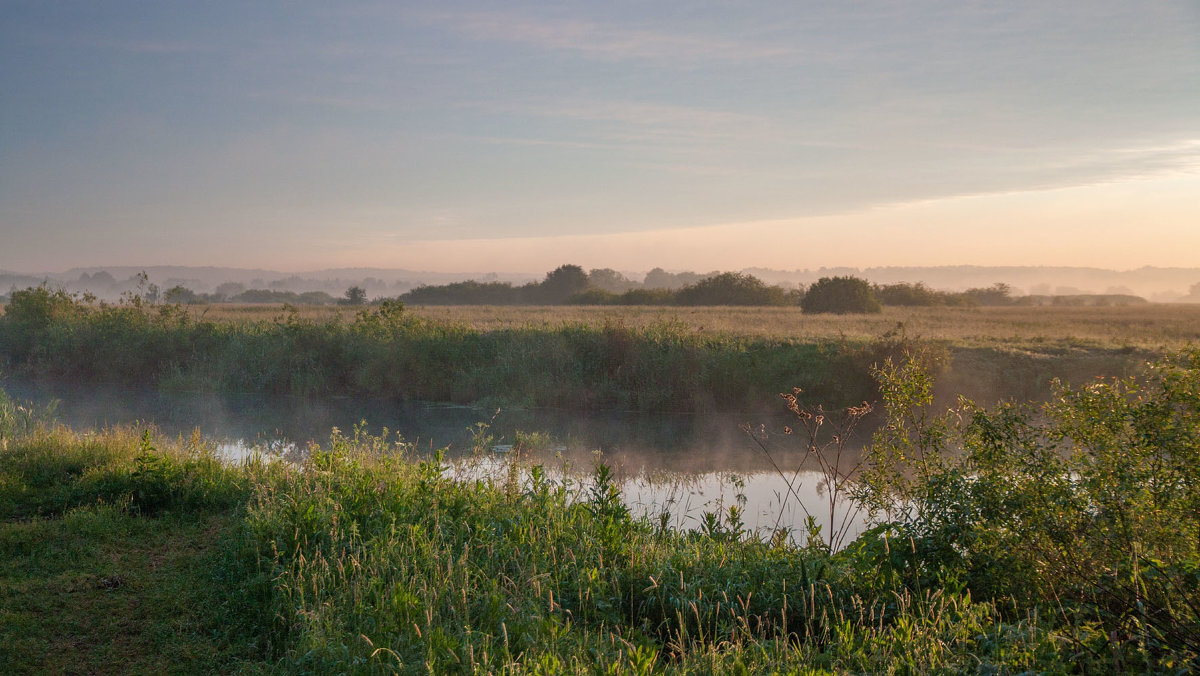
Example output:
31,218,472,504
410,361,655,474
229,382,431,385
0,420,272,674
0,509,255,675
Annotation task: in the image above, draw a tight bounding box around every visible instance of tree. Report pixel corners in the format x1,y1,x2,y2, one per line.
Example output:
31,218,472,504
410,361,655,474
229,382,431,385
588,268,636,293
164,285,203,304
643,268,711,290
538,264,590,303
801,276,882,314
213,282,245,301
90,271,116,288
401,281,520,305
342,286,367,306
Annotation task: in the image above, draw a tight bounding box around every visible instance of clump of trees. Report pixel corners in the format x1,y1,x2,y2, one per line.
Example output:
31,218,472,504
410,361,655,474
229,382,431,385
802,277,882,314
569,272,797,307
533,265,590,304
961,282,1015,306
399,265,592,305
875,282,963,307
402,281,524,305
232,289,336,304
673,272,795,306
163,285,204,305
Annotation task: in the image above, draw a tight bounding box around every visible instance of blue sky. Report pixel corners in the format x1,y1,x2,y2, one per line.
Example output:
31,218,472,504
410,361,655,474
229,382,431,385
2,1,1198,273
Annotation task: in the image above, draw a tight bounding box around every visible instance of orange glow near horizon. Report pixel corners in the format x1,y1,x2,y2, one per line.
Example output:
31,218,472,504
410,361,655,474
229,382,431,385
292,171,1200,274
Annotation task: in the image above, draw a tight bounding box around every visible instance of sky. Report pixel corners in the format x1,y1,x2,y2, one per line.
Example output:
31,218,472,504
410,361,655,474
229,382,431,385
2,1,1198,274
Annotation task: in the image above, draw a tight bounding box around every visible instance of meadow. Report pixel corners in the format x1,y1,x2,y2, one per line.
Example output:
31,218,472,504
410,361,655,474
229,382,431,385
2,347,1197,673
192,302,1200,348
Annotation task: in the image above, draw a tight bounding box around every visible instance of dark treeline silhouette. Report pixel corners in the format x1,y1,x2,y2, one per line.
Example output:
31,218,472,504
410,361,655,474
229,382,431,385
16,264,1149,312
125,277,1040,311
228,289,338,305
391,265,1034,312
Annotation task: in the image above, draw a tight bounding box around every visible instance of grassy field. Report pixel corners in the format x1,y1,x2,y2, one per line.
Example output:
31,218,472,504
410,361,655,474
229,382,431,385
3,349,1197,673
188,303,1200,349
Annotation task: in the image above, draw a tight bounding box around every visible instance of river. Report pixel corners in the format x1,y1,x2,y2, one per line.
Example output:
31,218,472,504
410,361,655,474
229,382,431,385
2,378,873,546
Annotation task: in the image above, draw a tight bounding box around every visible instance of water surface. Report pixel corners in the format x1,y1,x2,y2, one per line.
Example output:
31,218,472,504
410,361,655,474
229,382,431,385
3,378,871,544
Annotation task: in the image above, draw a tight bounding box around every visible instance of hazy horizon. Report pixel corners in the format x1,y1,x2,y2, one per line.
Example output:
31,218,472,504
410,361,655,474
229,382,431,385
3,2,1199,273
6,262,1200,302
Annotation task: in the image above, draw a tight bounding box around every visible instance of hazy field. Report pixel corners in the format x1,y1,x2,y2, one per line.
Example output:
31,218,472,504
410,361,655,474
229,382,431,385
189,302,1200,349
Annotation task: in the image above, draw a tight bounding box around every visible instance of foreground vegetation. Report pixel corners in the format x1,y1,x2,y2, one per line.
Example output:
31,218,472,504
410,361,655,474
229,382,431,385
2,348,1198,673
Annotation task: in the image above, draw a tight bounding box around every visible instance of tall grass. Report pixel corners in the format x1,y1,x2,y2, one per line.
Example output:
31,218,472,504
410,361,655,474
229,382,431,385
0,288,918,411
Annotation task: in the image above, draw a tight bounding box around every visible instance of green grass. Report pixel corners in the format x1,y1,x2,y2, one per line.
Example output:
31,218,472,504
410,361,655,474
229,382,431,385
0,422,273,674
0,509,246,674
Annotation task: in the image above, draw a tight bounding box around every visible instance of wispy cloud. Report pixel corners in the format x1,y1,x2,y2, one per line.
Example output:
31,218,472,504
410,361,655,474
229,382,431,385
480,98,773,143
428,11,792,63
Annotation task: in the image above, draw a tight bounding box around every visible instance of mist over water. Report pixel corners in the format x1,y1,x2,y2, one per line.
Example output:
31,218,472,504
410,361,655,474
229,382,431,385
3,377,871,543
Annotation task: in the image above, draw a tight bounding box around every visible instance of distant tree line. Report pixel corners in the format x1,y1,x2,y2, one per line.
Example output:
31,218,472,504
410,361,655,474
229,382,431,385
139,267,1032,314
152,285,341,305
393,266,1030,313
29,265,1155,314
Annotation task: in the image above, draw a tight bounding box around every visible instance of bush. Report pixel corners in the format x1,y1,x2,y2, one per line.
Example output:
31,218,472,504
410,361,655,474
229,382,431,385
856,348,1200,666
875,282,944,307
961,283,1014,306
400,280,521,305
674,272,792,306
801,276,882,314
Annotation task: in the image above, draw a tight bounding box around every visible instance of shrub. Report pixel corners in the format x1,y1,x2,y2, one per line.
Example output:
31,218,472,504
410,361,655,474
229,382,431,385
801,276,882,314
856,348,1200,665
674,272,792,306
961,282,1014,306
400,280,523,305
875,282,943,306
